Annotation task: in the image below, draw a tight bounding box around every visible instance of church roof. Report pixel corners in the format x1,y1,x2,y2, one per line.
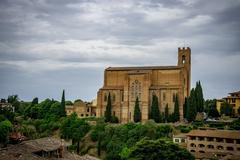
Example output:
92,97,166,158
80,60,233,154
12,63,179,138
106,65,182,71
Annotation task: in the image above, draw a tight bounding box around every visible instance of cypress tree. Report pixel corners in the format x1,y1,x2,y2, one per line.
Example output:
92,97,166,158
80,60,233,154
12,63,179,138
195,81,204,112
134,97,141,122
164,104,169,123
183,97,188,118
104,93,112,122
150,95,161,123
187,89,197,122
173,94,180,122
61,90,66,117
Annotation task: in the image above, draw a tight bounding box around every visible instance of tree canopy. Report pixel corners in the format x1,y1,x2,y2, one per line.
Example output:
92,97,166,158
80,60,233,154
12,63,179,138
134,97,141,122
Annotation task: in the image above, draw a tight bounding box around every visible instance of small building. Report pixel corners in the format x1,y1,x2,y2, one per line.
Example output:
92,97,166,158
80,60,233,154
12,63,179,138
217,91,240,116
173,134,187,148
186,129,240,159
66,99,97,118
0,102,14,112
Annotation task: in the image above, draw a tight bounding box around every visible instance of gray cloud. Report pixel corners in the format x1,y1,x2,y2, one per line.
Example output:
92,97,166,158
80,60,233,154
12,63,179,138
0,0,240,101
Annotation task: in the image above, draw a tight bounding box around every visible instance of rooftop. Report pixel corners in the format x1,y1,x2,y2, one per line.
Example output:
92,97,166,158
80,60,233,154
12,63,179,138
106,65,182,71
186,129,240,139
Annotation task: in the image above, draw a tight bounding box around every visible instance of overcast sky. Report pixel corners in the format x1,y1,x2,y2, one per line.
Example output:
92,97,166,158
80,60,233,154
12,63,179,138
0,0,240,102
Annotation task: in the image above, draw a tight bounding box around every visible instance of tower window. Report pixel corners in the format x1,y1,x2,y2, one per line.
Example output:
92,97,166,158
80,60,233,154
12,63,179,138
182,55,186,64
163,92,166,101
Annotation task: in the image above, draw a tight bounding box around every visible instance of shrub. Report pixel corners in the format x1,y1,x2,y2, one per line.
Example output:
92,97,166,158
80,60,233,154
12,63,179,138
110,116,119,123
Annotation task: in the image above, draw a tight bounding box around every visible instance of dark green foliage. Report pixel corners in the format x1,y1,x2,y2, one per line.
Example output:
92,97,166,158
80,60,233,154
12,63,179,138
173,94,180,122
110,116,119,123
65,100,73,105
229,118,240,130
195,81,204,112
164,104,169,122
208,122,225,129
99,121,173,160
150,95,161,123
105,93,112,122
134,97,141,122
207,99,220,118
60,90,66,117
7,95,20,113
186,89,197,122
220,101,233,116
177,125,192,133
183,98,188,118
31,97,38,106
0,106,15,122
60,113,90,153
0,120,13,146
127,139,194,160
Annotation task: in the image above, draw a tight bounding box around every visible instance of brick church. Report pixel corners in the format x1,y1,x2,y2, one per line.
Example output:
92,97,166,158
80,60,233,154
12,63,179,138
97,47,191,123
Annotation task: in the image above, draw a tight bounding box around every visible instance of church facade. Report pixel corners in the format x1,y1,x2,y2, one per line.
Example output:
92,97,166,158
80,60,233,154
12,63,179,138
97,47,191,123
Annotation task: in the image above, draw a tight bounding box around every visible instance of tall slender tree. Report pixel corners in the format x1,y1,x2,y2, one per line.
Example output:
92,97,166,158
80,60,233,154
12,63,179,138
173,94,180,122
195,81,204,112
150,95,161,123
104,93,112,122
183,97,188,119
61,90,66,117
134,97,141,122
187,88,197,122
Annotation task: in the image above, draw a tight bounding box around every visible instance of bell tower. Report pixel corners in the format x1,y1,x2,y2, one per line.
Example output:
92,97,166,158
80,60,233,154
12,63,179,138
178,47,191,97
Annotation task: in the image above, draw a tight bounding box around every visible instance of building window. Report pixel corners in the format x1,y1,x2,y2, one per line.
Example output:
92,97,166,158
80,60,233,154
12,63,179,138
182,55,186,64
175,139,179,143
226,147,234,151
131,80,142,100
207,137,214,142
86,114,89,117
237,147,240,151
190,143,196,147
112,93,116,102
217,146,223,150
232,99,236,103
163,92,166,101
181,139,185,143
207,145,214,149
172,93,176,102
199,151,205,153
198,144,205,148
190,136,196,140
237,140,240,144
216,138,224,142
104,93,107,102
190,150,195,153
226,139,234,143
81,114,84,117
199,137,205,141
122,91,124,101
87,108,90,112
113,111,115,116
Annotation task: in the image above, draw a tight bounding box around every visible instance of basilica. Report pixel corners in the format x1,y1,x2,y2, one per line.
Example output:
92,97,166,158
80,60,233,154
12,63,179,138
96,47,191,123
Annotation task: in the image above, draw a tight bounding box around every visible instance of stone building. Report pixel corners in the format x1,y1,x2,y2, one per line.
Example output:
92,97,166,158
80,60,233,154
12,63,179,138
186,129,240,159
217,91,240,116
97,47,191,123
66,99,97,118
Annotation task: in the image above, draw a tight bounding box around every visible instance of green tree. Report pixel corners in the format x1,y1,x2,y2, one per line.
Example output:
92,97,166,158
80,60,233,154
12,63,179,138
7,95,20,113
195,81,204,112
164,104,169,123
105,93,112,122
60,113,90,153
183,97,188,119
0,120,13,147
31,97,38,106
150,95,161,123
134,97,141,122
187,89,197,122
173,94,180,122
60,90,66,117
127,139,194,160
220,101,233,116
207,99,220,118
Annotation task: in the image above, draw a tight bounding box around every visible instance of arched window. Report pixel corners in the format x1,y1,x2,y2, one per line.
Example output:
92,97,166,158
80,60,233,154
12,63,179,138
207,145,214,149
104,93,107,102
226,147,234,151
112,93,116,102
182,55,186,64
198,144,205,148
131,80,142,100
190,143,196,147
